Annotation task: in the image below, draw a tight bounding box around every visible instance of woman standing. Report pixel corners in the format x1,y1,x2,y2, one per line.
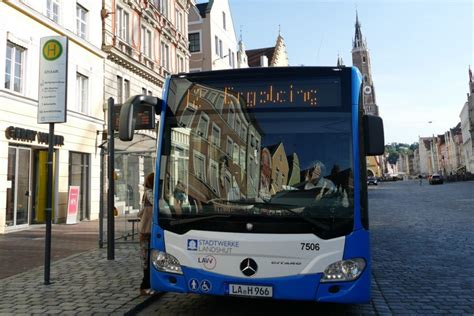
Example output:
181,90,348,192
138,173,155,295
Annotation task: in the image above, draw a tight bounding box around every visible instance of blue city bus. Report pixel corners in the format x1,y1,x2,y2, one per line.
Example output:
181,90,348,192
119,67,384,303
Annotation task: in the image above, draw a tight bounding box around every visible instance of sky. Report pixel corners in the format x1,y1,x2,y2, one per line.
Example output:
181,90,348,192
225,0,474,144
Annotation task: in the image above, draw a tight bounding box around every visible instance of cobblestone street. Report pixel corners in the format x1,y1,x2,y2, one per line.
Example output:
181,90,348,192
139,180,474,315
371,180,474,314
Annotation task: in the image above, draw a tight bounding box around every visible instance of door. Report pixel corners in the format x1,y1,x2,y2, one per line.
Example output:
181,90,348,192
69,152,90,221
6,146,31,227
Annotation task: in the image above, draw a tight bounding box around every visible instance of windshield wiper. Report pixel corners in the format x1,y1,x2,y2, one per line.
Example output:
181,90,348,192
216,200,329,233
168,214,231,226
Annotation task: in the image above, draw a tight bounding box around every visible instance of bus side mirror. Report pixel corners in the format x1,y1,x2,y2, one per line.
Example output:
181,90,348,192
363,115,384,156
119,95,161,141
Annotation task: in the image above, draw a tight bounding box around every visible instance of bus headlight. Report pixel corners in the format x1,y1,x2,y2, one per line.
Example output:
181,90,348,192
320,258,366,282
151,250,183,275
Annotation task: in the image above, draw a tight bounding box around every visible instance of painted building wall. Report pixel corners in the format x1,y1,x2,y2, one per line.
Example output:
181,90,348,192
0,0,105,233
188,0,238,71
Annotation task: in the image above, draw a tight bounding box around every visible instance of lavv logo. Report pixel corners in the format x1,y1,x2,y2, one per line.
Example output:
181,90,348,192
187,239,198,251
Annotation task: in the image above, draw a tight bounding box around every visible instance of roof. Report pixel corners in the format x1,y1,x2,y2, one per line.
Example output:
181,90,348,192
245,47,276,67
196,0,213,18
265,143,281,156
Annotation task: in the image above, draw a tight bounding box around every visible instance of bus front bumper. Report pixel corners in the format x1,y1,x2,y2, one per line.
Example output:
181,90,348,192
151,266,371,303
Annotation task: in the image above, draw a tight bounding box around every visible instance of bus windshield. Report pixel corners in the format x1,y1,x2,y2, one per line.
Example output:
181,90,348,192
159,72,354,236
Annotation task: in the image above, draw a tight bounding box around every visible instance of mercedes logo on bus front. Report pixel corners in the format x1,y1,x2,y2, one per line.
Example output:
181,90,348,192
240,258,258,277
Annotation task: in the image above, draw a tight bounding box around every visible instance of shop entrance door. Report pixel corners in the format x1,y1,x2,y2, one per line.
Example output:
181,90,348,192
6,146,31,228
31,149,58,224
69,152,90,221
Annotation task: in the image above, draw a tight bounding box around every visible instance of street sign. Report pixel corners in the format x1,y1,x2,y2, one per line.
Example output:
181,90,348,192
38,36,68,124
66,186,80,224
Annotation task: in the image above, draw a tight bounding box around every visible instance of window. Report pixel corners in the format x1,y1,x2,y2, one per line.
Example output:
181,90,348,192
46,0,59,22
209,160,219,193
176,10,183,32
215,95,224,113
193,151,206,181
116,76,130,103
241,126,247,140
233,143,239,163
215,36,219,55
362,56,366,63
188,33,200,53
159,0,168,17
232,52,235,68
240,148,245,167
116,6,130,42
228,49,232,65
211,124,221,147
222,12,226,30
177,55,185,72
124,79,130,100
180,105,196,127
76,4,88,39
141,26,152,57
75,73,88,114
197,113,210,139
227,105,235,128
249,156,255,179
161,42,170,69
235,118,241,137
142,87,147,95
219,39,223,57
226,137,234,158
117,76,123,103
4,41,25,93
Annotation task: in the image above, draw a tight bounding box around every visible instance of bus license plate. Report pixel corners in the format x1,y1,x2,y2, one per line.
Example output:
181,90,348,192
228,284,273,298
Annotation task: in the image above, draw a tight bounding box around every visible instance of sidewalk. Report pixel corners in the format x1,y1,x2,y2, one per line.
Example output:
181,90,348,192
0,220,156,314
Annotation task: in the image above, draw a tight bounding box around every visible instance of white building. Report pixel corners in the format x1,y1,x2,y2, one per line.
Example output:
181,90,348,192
0,0,106,233
418,137,431,176
188,0,239,71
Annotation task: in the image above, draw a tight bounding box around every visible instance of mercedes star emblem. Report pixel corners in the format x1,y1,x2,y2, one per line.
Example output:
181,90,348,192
240,258,258,277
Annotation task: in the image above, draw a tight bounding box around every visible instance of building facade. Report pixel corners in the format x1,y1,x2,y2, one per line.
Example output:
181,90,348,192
460,69,474,173
188,0,238,71
460,101,474,173
0,0,106,233
102,0,192,214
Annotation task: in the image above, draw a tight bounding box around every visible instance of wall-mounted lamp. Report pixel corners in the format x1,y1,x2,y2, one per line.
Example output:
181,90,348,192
212,54,229,64
101,9,115,19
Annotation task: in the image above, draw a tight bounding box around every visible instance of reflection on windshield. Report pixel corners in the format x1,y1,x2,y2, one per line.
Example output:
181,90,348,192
162,78,354,222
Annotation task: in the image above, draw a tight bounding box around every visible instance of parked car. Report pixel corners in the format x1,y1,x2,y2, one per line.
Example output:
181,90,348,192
429,174,444,185
367,176,378,185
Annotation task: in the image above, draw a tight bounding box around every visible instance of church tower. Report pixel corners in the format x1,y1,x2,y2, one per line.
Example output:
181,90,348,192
352,12,379,116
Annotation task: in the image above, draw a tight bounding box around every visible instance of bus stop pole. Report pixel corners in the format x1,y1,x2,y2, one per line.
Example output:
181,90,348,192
44,122,54,285
107,98,115,260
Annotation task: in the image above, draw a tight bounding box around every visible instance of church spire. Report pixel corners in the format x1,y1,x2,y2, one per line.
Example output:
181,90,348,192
353,10,366,49
337,54,344,67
